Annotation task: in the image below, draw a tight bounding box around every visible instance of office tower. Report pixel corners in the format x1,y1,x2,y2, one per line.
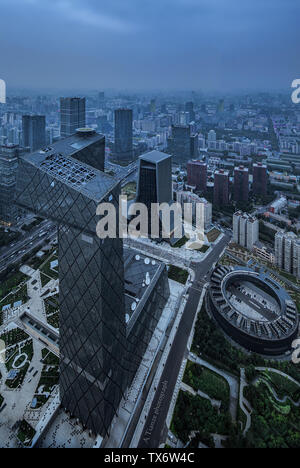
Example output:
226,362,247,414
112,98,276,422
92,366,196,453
214,169,229,206
137,150,172,209
16,130,170,438
114,109,133,163
98,92,105,107
275,231,300,278
185,102,195,122
253,162,267,197
179,112,190,126
187,160,207,192
150,99,156,114
217,99,225,113
22,115,46,152
168,125,191,163
0,144,20,225
233,211,259,251
60,97,86,138
16,129,125,437
190,134,199,159
234,166,249,203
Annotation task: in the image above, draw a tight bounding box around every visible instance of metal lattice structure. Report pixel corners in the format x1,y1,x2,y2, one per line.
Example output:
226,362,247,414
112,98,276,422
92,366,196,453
15,133,129,436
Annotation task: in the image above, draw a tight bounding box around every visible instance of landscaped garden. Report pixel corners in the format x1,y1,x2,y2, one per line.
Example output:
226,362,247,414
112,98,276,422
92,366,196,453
168,265,189,285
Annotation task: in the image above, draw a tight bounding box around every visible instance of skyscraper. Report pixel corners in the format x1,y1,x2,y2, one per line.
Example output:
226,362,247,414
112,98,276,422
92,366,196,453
114,109,133,163
234,166,249,203
22,115,46,152
253,162,267,197
0,144,20,225
214,169,229,206
137,150,173,210
185,102,195,122
190,134,199,159
15,130,170,438
168,125,191,163
187,160,207,192
60,97,86,138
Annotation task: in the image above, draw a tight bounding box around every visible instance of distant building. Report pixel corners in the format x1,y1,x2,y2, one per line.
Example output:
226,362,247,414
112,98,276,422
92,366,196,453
114,109,133,163
185,102,195,122
190,134,199,159
214,169,229,206
233,211,259,251
60,97,86,138
168,125,191,163
22,115,46,152
187,160,207,192
253,162,267,197
234,166,249,203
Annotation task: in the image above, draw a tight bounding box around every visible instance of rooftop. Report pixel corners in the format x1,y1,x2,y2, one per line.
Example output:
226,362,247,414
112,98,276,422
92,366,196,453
140,150,172,164
19,132,118,203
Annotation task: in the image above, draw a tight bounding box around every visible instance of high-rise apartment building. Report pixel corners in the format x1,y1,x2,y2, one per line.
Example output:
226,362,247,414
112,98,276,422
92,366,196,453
234,166,249,203
275,231,300,278
233,211,259,251
213,169,229,206
187,160,207,192
114,109,133,163
22,115,46,152
253,162,267,197
60,97,86,138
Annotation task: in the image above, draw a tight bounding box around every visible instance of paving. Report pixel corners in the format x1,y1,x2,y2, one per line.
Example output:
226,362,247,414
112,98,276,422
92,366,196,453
137,233,231,448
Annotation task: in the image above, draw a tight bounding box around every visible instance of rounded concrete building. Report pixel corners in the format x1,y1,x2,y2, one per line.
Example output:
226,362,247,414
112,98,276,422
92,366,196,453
207,265,299,356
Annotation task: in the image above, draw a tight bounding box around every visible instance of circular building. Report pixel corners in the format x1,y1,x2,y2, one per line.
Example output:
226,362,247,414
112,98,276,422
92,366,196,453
207,265,299,356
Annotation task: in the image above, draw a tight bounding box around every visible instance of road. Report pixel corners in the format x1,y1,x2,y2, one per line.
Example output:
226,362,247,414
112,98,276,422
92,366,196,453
137,233,231,448
0,220,57,274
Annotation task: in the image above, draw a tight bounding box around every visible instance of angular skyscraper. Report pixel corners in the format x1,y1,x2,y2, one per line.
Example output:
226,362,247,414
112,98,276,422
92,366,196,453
22,115,46,152
15,130,170,439
234,165,249,203
15,129,128,437
114,109,133,163
60,97,86,138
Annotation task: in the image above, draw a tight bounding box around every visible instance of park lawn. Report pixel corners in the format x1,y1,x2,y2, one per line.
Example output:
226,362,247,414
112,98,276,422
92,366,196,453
183,361,230,408
168,265,189,285
207,228,221,243
265,371,300,401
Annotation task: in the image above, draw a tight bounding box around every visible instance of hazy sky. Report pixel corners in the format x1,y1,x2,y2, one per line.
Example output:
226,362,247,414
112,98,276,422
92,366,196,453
0,0,299,92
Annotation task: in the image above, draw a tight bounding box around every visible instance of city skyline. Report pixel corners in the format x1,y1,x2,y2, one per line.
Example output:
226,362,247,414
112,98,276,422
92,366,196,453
0,0,299,91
